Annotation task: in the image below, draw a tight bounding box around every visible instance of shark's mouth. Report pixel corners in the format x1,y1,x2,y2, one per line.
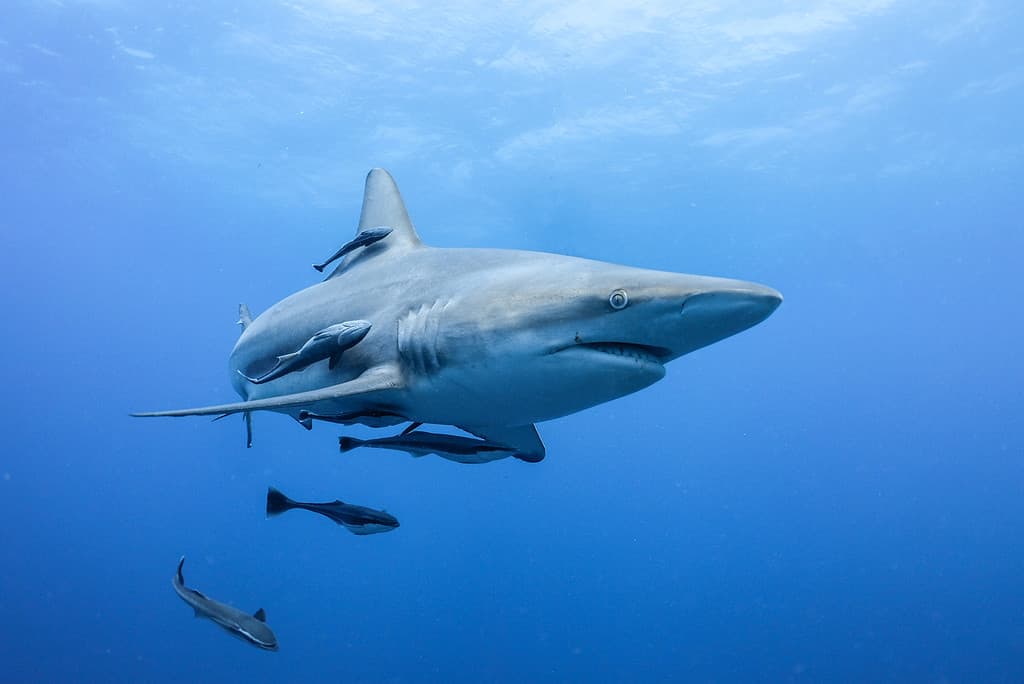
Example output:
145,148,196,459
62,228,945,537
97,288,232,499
566,342,671,366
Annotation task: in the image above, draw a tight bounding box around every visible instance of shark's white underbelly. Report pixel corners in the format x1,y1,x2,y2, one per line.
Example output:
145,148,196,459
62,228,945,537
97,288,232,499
396,354,664,427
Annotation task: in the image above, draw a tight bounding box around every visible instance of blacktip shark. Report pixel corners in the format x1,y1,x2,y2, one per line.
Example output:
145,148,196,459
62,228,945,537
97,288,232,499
134,168,781,462
266,486,399,535
172,557,278,651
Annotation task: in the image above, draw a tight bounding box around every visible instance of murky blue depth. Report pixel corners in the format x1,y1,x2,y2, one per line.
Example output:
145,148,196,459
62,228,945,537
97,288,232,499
2,2,1022,682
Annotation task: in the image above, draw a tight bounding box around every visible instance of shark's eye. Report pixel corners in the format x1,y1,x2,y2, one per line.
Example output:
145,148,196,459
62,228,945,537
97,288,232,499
608,289,629,310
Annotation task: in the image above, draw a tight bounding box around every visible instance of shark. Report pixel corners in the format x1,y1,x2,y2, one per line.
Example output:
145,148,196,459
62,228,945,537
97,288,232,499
172,557,278,651
134,168,781,462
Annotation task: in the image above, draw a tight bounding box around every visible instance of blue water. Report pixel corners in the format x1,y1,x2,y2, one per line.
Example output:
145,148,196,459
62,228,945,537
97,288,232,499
3,2,1023,681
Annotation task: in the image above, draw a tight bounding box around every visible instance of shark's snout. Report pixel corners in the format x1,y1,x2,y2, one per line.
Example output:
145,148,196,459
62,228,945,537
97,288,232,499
682,283,781,320
673,282,781,355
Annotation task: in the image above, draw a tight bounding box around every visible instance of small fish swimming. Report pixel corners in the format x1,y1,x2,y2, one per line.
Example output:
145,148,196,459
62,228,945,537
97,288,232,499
339,430,518,464
266,486,400,535
172,557,278,651
238,320,371,385
296,408,410,430
313,225,393,272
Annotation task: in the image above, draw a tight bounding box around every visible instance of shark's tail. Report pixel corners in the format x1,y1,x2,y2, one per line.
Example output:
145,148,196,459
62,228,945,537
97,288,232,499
176,556,186,585
338,436,365,453
266,487,295,517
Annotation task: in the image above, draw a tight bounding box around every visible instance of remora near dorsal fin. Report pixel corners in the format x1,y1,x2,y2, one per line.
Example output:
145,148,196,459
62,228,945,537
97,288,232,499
254,608,267,622
327,168,422,278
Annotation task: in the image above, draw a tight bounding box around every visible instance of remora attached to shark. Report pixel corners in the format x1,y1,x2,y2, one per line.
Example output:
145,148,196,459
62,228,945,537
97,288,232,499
172,557,278,651
134,169,781,461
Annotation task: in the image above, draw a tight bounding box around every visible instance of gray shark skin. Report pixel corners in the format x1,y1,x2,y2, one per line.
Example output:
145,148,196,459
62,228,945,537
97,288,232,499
134,168,781,460
239,319,371,384
172,557,278,651
266,486,399,535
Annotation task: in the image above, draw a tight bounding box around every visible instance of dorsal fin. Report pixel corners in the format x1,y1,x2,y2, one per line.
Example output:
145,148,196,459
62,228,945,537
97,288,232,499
254,608,267,622
357,168,421,247
327,168,422,278
237,304,253,331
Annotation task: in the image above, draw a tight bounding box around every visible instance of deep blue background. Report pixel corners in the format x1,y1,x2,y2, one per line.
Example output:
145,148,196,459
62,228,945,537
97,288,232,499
2,2,1022,681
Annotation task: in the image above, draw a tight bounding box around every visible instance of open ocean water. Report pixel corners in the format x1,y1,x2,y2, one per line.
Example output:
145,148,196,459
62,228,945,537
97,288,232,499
1,2,1022,682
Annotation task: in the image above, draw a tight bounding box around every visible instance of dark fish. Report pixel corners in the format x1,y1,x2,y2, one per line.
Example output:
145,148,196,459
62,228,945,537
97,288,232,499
172,557,278,651
266,487,399,536
296,408,410,430
313,226,393,272
339,430,516,464
238,320,371,385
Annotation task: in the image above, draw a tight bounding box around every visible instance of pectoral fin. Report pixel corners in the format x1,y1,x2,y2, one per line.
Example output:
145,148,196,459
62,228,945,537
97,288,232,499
459,424,546,463
132,365,404,419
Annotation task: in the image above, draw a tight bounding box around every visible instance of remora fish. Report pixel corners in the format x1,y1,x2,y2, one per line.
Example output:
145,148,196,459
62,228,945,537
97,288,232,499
172,557,278,651
266,486,399,535
313,225,393,272
238,320,371,384
339,430,517,464
135,169,782,462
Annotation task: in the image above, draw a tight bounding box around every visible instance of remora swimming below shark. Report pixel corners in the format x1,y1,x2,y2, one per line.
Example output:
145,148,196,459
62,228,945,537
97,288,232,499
134,169,781,461
172,557,278,651
266,486,400,535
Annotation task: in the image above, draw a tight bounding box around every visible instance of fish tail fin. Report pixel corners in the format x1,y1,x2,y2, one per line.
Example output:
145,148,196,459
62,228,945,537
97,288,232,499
266,487,294,517
338,436,365,453
176,556,186,584
236,369,259,383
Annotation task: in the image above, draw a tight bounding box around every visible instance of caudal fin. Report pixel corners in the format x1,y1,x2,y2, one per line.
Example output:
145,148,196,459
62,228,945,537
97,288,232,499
266,487,294,517
338,436,365,453
176,556,186,584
